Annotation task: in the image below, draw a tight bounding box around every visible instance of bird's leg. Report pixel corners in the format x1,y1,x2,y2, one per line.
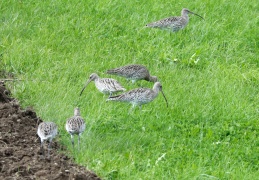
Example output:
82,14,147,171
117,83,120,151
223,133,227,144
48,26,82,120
40,140,45,158
128,104,136,114
128,107,133,114
47,140,52,159
71,134,74,149
78,135,81,151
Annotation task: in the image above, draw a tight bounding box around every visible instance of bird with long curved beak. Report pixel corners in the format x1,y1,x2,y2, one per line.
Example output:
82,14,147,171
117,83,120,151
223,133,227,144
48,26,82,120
146,8,204,32
106,82,168,112
80,73,126,97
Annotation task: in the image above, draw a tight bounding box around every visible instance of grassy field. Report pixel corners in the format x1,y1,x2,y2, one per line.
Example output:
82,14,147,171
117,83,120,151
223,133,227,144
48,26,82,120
1,0,259,179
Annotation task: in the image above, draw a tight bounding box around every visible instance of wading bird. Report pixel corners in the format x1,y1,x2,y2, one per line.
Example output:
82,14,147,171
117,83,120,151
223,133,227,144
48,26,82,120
80,73,126,97
37,122,58,158
106,64,158,84
146,8,204,32
107,82,168,112
65,107,86,150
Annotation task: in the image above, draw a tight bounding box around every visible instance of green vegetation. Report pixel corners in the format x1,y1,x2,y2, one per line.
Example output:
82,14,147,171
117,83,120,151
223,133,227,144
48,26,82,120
1,0,258,179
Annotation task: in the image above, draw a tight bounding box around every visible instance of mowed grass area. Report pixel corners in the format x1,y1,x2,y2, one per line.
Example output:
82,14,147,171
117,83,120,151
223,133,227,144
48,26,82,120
1,0,259,179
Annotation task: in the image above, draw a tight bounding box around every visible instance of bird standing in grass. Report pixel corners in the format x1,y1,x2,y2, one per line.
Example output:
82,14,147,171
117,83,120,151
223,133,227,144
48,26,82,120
37,122,58,159
146,8,204,32
65,107,86,150
106,64,158,84
107,82,168,112
80,73,126,97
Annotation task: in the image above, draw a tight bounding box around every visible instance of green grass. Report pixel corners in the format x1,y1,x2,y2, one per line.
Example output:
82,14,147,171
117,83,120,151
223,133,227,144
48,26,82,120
1,0,259,179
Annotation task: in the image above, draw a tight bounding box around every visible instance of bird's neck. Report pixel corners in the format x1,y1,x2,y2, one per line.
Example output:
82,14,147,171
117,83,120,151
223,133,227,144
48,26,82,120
182,14,189,20
74,110,80,116
149,76,157,82
93,78,99,83
153,87,160,95
145,76,156,82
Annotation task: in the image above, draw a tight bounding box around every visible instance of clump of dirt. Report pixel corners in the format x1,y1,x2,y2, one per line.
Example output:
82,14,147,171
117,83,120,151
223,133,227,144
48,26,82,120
0,81,101,180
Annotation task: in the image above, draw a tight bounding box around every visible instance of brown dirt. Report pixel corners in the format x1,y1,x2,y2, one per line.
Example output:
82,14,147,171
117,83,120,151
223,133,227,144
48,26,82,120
0,81,101,180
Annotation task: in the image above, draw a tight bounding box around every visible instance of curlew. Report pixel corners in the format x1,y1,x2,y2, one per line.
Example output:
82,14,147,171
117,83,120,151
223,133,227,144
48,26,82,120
106,64,158,84
146,8,204,32
107,82,168,111
80,73,126,97
65,107,86,150
37,122,58,158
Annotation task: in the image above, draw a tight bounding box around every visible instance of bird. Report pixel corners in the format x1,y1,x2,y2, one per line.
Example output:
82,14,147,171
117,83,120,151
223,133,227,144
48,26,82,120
37,122,58,158
146,8,204,32
106,82,168,112
65,107,86,150
80,73,126,97
106,64,158,84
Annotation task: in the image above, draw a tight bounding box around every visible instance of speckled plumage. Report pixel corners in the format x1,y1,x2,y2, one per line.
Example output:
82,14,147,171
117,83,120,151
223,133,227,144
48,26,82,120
107,82,168,111
106,64,158,83
37,122,58,158
66,107,85,149
146,8,203,32
80,73,126,97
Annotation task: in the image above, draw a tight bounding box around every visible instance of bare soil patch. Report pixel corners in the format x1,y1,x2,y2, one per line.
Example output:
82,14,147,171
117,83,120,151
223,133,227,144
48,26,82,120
0,81,101,180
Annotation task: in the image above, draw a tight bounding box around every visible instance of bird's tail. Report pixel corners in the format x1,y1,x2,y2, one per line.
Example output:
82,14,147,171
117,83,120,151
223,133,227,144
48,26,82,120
106,69,119,75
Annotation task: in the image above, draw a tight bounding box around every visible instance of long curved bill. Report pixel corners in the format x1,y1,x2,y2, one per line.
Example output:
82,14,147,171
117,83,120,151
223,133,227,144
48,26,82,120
189,11,204,20
79,80,91,96
161,90,169,107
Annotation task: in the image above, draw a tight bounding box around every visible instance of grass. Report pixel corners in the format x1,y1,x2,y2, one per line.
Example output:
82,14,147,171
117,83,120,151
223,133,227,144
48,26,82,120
1,0,259,179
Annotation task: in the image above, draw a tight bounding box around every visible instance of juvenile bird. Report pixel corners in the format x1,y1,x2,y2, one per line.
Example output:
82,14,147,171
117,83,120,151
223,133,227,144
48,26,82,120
65,107,86,150
80,73,126,97
37,122,58,158
146,8,204,32
106,64,158,84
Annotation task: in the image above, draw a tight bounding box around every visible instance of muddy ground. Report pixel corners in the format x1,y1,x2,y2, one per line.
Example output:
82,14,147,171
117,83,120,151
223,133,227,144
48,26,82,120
0,81,101,180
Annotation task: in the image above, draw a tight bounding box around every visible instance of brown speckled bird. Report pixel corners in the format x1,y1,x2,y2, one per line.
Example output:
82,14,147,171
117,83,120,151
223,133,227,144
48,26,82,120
107,82,168,112
65,107,85,149
80,73,126,97
146,8,204,32
106,64,158,83
37,122,58,158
